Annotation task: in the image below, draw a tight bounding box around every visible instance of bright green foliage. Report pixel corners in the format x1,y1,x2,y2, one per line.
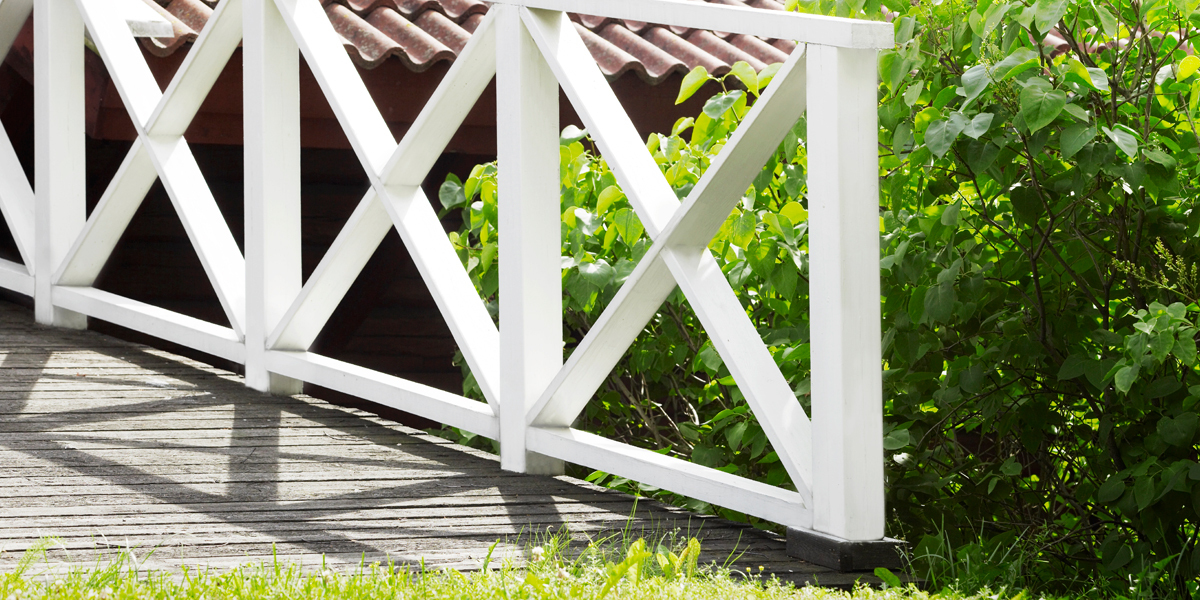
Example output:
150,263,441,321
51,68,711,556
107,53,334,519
442,0,1200,594
0,537,994,600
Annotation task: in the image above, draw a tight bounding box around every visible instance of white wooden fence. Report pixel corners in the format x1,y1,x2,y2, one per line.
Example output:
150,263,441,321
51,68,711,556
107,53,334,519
0,0,893,544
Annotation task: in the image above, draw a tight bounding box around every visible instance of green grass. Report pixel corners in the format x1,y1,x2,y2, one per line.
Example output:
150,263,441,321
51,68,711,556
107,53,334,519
0,537,1011,600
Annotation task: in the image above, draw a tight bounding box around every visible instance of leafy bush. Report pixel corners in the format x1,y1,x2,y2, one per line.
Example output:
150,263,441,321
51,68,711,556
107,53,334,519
440,0,1200,594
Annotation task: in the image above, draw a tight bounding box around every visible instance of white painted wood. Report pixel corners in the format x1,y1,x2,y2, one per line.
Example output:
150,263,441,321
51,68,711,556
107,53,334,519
526,427,812,528
35,0,87,328
495,5,563,475
245,0,302,394
53,286,245,363
53,139,157,286
382,11,497,187
265,350,499,439
519,8,678,238
113,0,173,38
272,0,394,177
663,247,812,499
143,135,247,336
74,0,164,129
528,47,807,419
0,258,33,297
376,185,503,411
267,190,391,352
495,0,892,49
267,14,501,408
0,121,35,270
147,0,243,137
0,0,33,72
806,44,884,542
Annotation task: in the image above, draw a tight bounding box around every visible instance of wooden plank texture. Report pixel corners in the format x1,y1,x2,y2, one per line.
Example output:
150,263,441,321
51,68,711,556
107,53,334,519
0,300,849,584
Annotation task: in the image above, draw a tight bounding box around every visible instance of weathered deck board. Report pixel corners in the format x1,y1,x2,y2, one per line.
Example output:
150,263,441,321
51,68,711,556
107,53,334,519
0,301,859,585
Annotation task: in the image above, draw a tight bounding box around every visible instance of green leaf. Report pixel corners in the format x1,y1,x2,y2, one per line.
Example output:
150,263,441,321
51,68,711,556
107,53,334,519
573,208,602,236
1091,1,1118,38
1019,80,1067,132
1173,333,1197,365
903,82,924,107
676,66,710,105
779,202,808,224
1033,0,1068,34
925,115,966,157
728,61,759,96
729,211,757,249
1151,332,1175,362
758,62,783,89
612,208,645,245
1159,413,1199,446
1096,476,1125,502
1058,354,1088,380
698,344,724,373
1102,125,1138,158
577,259,614,288
960,64,990,104
725,421,749,450
1114,364,1139,394
559,125,588,145
1060,123,1095,159
1134,475,1156,511
596,185,625,215
883,428,911,450
991,47,1040,81
1181,55,1200,80
874,568,902,588
893,122,914,157
747,240,778,278
923,283,956,324
1144,148,1177,169
941,201,961,226
703,91,744,118
1000,457,1022,476
438,179,467,209
962,113,993,139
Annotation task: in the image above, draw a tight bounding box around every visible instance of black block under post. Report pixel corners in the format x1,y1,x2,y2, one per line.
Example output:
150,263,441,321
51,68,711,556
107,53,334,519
786,527,906,572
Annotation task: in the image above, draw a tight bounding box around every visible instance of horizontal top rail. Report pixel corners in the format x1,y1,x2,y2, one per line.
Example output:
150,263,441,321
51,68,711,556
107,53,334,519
498,0,894,49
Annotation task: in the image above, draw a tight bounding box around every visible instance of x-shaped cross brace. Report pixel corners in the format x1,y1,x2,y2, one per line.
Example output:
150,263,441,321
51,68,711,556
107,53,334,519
52,0,247,334
264,0,502,412
517,9,814,501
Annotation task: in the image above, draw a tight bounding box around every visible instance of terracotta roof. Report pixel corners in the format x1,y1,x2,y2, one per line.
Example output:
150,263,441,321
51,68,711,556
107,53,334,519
142,0,798,83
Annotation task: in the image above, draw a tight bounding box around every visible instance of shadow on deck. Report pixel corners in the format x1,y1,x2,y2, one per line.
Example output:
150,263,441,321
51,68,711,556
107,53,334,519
0,300,869,586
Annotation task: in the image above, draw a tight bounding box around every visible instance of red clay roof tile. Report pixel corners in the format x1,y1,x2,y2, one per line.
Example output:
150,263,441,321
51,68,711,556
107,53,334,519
135,0,803,83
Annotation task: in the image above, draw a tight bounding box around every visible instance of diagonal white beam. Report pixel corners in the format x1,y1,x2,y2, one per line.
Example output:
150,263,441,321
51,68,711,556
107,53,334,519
378,186,503,411
75,0,163,128
146,0,244,137
383,11,497,187
0,121,34,268
269,13,501,407
53,139,158,286
268,189,391,352
272,0,394,176
664,247,812,498
144,136,246,335
520,8,678,238
0,0,33,66
528,41,813,494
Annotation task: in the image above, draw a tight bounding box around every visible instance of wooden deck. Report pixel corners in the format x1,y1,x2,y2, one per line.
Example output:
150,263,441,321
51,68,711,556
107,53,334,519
0,300,858,585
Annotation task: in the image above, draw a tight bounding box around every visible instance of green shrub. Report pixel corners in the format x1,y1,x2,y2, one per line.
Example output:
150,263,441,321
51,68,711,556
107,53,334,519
440,0,1200,594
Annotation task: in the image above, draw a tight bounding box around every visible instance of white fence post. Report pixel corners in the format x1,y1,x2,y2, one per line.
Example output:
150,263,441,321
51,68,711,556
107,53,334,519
806,44,885,542
495,4,564,475
34,0,87,328
244,0,302,394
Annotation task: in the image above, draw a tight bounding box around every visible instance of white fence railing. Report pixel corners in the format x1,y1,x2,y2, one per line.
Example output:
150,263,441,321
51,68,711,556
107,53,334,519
0,0,893,547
